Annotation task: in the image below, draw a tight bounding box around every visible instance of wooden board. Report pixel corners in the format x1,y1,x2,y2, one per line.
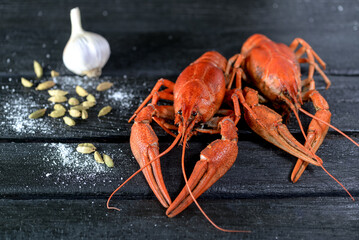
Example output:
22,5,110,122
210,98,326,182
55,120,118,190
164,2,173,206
0,139,358,198
1,75,358,140
1,198,358,239
1,0,359,239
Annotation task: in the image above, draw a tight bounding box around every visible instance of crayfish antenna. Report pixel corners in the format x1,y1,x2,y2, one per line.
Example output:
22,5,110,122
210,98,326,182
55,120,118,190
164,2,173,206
319,164,355,201
179,136,251,233
281,95,309,141
107,133,182,211
282,96,323,164
298,107,357,201
299,108,359,148
280,96,355,201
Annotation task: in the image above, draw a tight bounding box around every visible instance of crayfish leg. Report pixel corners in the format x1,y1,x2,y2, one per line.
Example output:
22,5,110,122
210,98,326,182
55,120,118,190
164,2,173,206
129,78,174,122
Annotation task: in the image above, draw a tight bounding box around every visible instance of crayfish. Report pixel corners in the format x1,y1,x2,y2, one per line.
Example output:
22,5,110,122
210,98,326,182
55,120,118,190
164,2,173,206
108,34,358,232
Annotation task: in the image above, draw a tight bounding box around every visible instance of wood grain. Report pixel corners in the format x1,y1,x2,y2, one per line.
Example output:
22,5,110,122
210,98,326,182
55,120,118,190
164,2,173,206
0,75,358,140
1,138,357,198
1,198,358,239
1,0,359,77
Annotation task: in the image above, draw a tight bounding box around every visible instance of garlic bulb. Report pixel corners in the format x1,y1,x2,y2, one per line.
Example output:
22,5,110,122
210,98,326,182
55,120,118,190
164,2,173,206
63,7,110,78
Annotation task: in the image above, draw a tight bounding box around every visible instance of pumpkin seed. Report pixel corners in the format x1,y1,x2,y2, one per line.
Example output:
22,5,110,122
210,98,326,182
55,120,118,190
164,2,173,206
51,70,60,77
96,81,113,92
33,60,43,78
48,95,67,103
76,86,88,97
82,101,96,109
48,89,68,96
48,110,66,118
76,143,96,154
63,116,75,126
86,94,96,102
68,97,80,106
54,104,66,112
36,80,55,90
98,106,112,117
81,109,88,119
68,109,81,118
103,154,114,167
94,151,104,163
21,77,33,88
29,108,46,119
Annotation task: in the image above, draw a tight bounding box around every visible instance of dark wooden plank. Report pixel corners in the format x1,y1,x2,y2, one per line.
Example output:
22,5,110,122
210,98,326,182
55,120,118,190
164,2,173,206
1,197,358,239
1,136,358,198
0,75,138,139
1,0,359,77
0,75,358,140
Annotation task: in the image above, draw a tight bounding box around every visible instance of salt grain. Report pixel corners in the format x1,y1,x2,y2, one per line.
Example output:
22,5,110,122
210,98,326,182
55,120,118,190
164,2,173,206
51,143,106,173
0,94,55,135
107,88,135,108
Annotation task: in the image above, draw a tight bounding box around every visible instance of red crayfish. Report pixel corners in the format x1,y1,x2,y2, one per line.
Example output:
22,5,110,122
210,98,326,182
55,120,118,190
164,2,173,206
108,34,358,232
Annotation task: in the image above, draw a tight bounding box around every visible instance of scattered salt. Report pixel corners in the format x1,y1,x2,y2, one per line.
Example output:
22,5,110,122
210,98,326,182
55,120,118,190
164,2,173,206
51,143,106,174
0,75,136,136
353,21,358,31
107,88,135,108
42,143,115,184
0,93,56,135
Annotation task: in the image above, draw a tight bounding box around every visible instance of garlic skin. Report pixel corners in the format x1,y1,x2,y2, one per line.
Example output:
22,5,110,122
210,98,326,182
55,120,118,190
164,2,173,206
63,7,110,78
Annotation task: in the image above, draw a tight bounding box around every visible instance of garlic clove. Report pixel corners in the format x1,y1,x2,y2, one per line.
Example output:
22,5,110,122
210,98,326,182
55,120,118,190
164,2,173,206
63,7,111,78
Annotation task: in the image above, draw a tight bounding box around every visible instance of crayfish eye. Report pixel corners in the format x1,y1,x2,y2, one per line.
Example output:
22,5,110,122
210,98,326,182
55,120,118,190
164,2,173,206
177,110,182,115
191,111,197,116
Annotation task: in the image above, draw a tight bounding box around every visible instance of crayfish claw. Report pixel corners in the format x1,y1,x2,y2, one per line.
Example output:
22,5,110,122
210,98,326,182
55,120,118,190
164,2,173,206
130,119,172,208
167,119,238,218
243,87,323,167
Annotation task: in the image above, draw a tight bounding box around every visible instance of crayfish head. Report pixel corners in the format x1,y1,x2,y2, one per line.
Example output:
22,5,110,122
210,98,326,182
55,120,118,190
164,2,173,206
175,106,201,144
